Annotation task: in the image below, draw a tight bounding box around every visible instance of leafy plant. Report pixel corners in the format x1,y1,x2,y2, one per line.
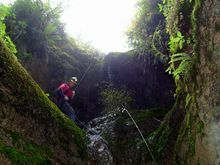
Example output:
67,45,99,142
126,0,165,55
0,5,9,37
166,53,192,80
0,4,17,54
165,29,193,83
168,31,185,54
101,88,132,113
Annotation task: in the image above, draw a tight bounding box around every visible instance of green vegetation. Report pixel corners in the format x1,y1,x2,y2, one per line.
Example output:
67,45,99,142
131,108,167,124
1,0,103,121
166,52,193,94
105,107,167,164
0,127,52,164
127,0,203,163
168,31,185,54
101,88,133,113
5,0,63,58
127,0,168,61
147,121,170,159
159,0,202,162
3,0,101,59
161,0,200,85
0,0,206,163
0,4,17,54
0,37,87,162
127,0,199,88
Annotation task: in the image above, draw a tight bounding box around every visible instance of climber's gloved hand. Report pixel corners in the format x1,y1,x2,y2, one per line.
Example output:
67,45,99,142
64,96,69,101
72,91,75,97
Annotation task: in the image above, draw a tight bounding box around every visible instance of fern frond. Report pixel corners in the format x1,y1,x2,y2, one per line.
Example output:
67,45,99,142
167,52,193,79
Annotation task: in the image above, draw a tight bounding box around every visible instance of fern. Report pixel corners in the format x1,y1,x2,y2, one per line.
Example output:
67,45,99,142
166,53,193,80
165,29,192,81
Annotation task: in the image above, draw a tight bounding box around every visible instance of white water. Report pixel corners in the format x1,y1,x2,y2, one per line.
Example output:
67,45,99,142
87,114,115,165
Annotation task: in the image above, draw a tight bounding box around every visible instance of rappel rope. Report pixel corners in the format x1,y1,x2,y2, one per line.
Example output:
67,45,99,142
71,60,157,163
67,107,98,134
74,61,94,91
69,60,159,158
123,107,157,165
75,115,98,134
71,61,98,134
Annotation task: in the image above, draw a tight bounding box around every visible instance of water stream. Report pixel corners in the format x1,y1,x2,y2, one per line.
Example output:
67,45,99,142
86,114,115,165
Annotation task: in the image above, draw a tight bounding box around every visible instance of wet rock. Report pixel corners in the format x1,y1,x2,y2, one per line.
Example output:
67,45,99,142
87,113,115,165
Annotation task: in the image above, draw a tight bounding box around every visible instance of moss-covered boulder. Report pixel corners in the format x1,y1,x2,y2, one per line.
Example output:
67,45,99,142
0,39,87,164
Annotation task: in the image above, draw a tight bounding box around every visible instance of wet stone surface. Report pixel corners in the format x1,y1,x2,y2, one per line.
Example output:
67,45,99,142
87,114,116,165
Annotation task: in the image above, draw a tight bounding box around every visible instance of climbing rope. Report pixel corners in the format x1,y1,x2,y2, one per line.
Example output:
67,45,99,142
74,115,99,134
74,61,94,91
65,106,98,134
123,107,158,165
71,61,98,133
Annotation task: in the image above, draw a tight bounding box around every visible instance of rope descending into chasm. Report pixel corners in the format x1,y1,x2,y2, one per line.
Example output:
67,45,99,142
122,107,157,165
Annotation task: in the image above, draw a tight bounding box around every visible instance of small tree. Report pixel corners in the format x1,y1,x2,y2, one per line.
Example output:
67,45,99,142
101,88,132,113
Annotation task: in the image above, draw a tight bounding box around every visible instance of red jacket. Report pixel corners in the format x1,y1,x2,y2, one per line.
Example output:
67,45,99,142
58,83,74,100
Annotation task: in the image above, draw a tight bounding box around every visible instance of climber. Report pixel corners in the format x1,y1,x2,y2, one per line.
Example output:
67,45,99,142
54,77,78,122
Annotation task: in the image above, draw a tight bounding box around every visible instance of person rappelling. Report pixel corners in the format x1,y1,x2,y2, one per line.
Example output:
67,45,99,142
53,77,78,123
51,62,94,128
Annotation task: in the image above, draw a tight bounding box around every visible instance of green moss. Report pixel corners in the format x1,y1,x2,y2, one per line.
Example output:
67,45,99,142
196,120,204,135
176,0,201,157
109,108,169,163
0,145,51,164
174,109,198,164
153,0,203,163
188,130,195,156
2,128,20,144
114,108,168,128
191,0,201,58
135,108,168,123
0,38,88,160
0,127,52,164
147,122,170,159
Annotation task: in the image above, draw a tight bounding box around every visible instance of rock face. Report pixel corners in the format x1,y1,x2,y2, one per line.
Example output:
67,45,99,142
102,52,175,109
194,0,220,164
0,40,87,164
86,110,162,165
87,114,115,165
176,1,220,164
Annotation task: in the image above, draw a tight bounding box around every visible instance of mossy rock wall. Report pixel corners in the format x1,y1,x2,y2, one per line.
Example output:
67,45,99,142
0,40,87,164
174,0,220,164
